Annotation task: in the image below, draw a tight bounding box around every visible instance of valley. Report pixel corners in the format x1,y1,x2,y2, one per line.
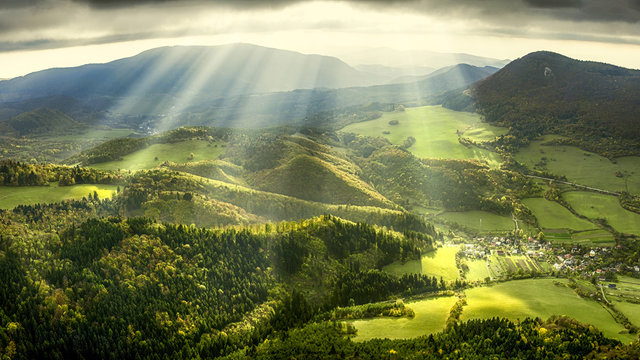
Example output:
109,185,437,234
341,105,505,167
0,46,639,358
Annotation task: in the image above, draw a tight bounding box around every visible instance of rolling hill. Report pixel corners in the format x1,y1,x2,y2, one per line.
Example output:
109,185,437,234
454,51,640,155
1,108,83,136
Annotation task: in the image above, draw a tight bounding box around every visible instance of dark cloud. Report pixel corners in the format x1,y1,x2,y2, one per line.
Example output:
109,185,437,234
70,0,300,9
523,0,581,8
1,0,639,23
0,0,42,8
0,0,638,56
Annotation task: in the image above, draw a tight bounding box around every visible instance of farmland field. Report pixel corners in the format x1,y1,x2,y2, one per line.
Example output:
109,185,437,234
465,259,490,282
542,228,614,246
90,139,225,171
462,279,635,343
349,296,458,341
570,229,616,246
563,191,640,235
384,245,460,282
523,197,595,231
341,106,505,167
0,183,118,209
615,302,640,329
515,136,640,195
438,210,515,233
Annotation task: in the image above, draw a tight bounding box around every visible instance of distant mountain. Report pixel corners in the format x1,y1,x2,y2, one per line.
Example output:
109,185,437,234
354,64,436,83
0,44,388,103
0,45,500,133
463,51,640,154
348,48,509,70
350,63,500,104
166,63,500,130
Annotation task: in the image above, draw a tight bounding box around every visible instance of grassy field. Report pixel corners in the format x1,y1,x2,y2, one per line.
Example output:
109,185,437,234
350,296,458,341
438,210,515,233
607,276,640,302
341,106,505,167
523,197,595,231
0,183,118,209
462,279,635,343
615,302,640,329
91,140,224,171
466,259,490,282
571,229,616,246
384,245,460,282
563,191,640,235
515,136,640,195
541,229,615,246
484,253,547,280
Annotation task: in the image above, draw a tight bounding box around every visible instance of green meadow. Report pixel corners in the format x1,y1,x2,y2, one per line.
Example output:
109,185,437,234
523,197,596,231
438,210,515,233
341,106,505,167
0,183,118,209
384,245,460,282
563,191,640,235
90,139,225,171
349,296,458,341
466,259,490,282
515,136,640,195
462,279,635,343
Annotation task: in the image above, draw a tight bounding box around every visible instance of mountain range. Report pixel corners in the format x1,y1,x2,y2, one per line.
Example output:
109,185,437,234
0,43,501,132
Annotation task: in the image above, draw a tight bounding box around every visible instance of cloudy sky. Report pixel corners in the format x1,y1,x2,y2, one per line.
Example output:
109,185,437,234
0,0,639,78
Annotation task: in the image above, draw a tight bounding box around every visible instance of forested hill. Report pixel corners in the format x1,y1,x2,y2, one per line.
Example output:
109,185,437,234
449,51,640,156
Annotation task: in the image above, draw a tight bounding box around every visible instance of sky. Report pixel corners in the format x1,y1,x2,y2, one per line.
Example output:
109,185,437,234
0,0,639,78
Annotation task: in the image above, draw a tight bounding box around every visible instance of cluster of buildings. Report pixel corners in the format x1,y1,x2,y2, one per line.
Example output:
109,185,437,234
461,235,550,260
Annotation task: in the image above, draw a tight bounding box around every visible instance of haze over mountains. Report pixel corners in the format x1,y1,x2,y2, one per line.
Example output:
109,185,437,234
0,44,638,148
0,43,504,132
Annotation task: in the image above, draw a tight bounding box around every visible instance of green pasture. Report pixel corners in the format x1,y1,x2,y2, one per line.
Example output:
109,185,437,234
341,106,505,167
614,302,640,329
607,276,640,302
523,197,595,231
466,259,490,282
485,253,546,280
0,183,118,209
90,139,224,171
349,296,458,341
384,245,460,282
438,210,515,233
515,136,640,195
571,229,615,246
563,191,640,235
462,279,635,343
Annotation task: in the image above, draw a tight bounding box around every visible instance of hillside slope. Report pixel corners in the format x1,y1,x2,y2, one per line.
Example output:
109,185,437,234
2,108,83,136
466,51,640,155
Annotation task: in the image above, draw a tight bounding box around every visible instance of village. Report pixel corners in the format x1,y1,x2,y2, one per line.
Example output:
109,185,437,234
457,234,640,289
